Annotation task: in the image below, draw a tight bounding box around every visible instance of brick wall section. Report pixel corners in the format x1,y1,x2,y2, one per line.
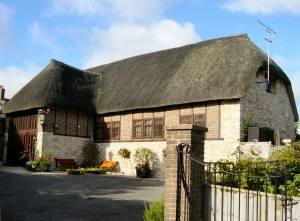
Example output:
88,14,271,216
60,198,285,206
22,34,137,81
99,102,219,142
206,101,220,139
164,125,206,221
120,114,132,140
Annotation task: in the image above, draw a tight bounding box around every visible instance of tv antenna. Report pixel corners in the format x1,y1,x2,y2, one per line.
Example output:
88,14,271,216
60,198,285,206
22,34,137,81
258,20,276,92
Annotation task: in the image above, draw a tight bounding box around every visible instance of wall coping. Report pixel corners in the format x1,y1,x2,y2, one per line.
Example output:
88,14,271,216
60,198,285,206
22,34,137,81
166,124,207,132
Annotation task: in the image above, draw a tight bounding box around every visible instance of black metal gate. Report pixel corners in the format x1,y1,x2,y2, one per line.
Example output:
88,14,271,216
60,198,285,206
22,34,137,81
176,143,293,221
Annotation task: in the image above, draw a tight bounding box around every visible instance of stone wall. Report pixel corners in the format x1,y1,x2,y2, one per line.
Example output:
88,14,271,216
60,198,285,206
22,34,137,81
241,72,296,140
42,132,91,166
204,100,241,162
97,141,166,177
37,109,93,167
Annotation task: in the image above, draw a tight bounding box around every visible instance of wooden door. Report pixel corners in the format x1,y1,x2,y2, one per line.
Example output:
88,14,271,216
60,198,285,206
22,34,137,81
7,113,37,165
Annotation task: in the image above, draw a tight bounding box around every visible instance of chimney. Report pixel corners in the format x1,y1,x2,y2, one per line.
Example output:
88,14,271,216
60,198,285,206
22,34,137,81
0,85,5,101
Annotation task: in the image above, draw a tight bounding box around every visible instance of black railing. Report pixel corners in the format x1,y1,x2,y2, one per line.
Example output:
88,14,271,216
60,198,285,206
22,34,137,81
176,143,290,221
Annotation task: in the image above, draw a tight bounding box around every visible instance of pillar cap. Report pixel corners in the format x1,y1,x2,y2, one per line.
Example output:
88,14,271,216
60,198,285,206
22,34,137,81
166,124,207,132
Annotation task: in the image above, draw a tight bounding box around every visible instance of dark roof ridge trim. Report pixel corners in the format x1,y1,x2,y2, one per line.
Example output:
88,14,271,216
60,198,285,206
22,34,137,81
49,59,91,74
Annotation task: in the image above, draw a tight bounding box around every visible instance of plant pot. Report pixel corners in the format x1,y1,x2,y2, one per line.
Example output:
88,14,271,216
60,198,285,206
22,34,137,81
136,164,151,178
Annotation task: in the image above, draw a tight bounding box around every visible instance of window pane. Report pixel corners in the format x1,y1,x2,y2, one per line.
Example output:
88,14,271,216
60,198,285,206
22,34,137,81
103,122,111,140
144,125,152,137
194,114,205,127
133,120,143,138
180,115,192,124
154,118,164,138
112,121,120,140
144,119,153,137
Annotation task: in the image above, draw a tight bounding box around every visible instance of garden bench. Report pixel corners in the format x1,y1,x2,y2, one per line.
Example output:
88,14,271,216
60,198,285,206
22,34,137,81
97,160,118,172
55,158,76,170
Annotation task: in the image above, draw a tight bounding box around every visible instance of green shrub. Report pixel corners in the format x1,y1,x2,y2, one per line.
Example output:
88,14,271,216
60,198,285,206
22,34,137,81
66,168,106,175
219,145,300,196
144,199,164,221
38,159,51,172
269,146,300,173
26,150,52,172
134,148,153,166
67,168,86,175
81,141,99,167
83,167,106,174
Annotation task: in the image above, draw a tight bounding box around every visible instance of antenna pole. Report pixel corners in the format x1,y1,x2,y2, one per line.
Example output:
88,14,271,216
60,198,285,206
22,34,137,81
267,31,270,83
258,20,276,92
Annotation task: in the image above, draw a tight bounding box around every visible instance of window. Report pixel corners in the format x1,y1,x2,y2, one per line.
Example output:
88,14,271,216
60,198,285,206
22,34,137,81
53,109,90,137
133,120,143,138
180,114,206,126
133,118,164,139
193,114,205,127
94,117,120,141
153,118,164,137
180,115,192,124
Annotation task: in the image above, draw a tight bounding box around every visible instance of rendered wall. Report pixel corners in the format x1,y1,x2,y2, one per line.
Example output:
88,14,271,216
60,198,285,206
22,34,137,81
97,141,166,177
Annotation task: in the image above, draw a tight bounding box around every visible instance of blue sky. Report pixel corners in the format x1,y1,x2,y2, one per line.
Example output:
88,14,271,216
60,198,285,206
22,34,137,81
0,0,299,122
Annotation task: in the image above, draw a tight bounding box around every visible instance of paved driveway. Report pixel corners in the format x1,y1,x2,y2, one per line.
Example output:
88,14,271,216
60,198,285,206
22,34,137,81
0,167,164,221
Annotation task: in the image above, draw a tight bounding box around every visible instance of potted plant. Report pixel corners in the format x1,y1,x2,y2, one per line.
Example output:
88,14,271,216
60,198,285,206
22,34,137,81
118,148,131,159
134,147,153,178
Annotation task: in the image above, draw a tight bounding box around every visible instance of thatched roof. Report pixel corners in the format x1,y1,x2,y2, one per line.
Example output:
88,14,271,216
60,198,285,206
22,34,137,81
3,34,298,121
4,60,96,114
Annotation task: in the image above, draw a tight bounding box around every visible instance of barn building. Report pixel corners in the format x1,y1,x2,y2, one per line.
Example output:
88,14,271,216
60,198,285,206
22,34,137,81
2,34,298,177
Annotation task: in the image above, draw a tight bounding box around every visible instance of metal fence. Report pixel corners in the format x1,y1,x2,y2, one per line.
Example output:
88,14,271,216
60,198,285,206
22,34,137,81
176,143,292,221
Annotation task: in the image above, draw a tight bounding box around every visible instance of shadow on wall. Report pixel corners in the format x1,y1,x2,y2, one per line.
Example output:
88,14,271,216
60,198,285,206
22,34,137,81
151,152,164,177
97,142,166,178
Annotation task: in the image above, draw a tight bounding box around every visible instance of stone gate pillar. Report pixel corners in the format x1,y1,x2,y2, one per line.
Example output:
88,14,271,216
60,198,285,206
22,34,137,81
164,125,207,221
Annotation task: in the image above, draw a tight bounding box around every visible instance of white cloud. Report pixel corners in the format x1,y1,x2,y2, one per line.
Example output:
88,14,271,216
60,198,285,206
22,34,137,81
0,3,14,46
83,19,200,68
50,0,201,68
29,22,61,52
224,0,300,15
0,64,40,98
52,0,178,23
